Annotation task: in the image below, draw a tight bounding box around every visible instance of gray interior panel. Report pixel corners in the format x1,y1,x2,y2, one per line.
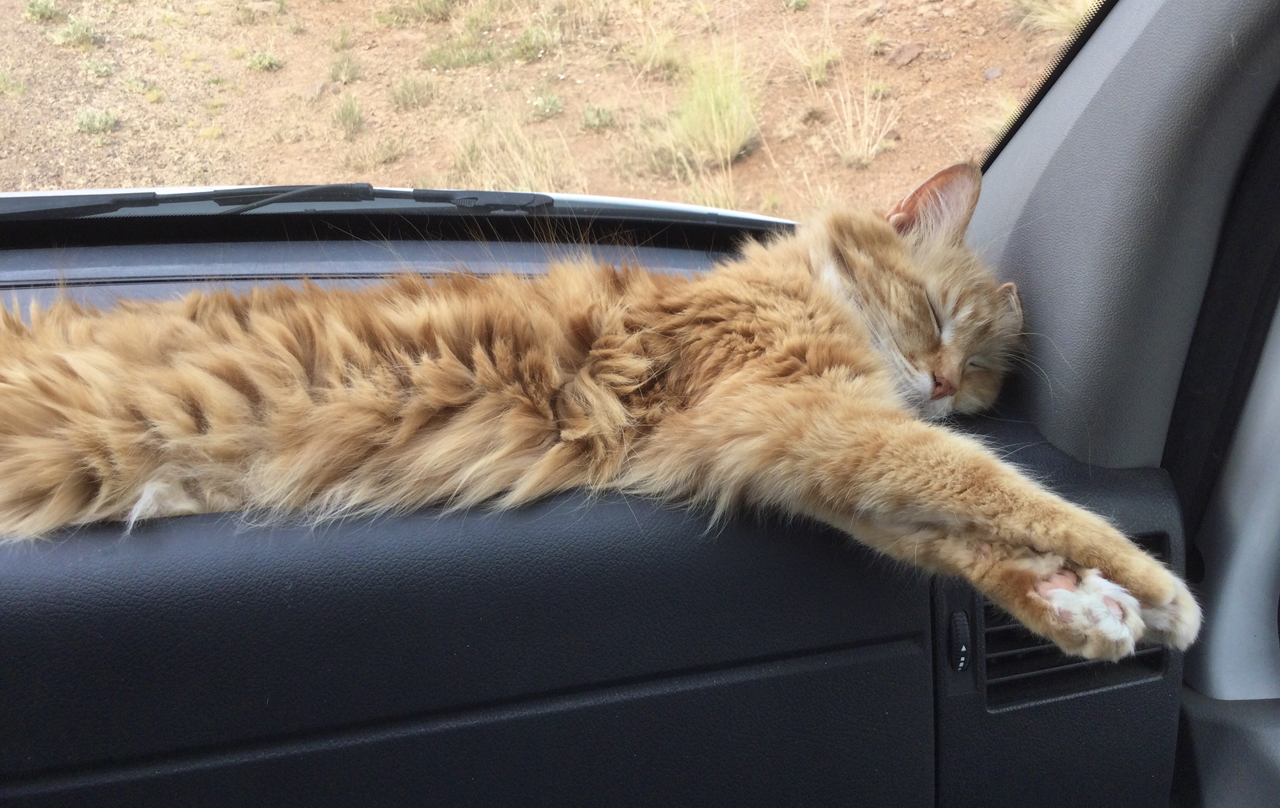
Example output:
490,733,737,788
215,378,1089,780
969,0,1280,467
1177,689,1280,808
1183,296,1280,700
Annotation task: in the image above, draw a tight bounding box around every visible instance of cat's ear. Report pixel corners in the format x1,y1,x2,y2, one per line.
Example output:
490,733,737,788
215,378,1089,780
886,163,982,246
999,281,1023,329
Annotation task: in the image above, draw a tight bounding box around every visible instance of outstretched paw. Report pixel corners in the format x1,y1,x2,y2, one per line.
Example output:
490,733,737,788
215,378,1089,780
1035,569,1144,661
1136,574,1201,650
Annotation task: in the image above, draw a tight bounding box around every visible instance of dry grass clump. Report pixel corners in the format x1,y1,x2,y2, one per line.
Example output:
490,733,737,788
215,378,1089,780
684,166,739,211
421,12,496,70
450,117,587,193
0,70,27,95
510,22,559,62
422,39,496,69
376,0,458,27
661,51,758,172
630,26,682,80
234,0,284,25
330,53,360,83
391,76,434,109
331,25,352,51
75,108,117,134
24,0,64,24
827,70,901,169
52,17,96,48
1009,0,1095,39
333,93,363,139
510,0,610,61
247,51,284,71
785,29,840,90
346,138,404,171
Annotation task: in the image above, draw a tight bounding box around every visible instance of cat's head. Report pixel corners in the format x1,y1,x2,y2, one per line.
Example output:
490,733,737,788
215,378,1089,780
807,163,1023,419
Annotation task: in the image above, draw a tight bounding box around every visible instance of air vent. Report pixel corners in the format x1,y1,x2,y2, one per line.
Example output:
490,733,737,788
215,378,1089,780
983,534,1169,709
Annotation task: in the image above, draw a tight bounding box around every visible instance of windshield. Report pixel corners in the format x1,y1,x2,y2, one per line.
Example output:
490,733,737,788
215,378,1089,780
1,0,1103,219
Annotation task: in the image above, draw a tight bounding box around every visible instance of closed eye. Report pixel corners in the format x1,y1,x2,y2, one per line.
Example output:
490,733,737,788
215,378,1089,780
966,356,990,370
925,299,942,337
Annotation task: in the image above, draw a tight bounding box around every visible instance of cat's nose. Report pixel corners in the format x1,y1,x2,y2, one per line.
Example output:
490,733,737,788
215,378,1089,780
931,373,957,400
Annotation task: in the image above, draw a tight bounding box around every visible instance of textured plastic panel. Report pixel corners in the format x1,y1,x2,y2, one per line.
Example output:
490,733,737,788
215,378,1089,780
0,498,934,801
1,640,932,807
969,0,1280,467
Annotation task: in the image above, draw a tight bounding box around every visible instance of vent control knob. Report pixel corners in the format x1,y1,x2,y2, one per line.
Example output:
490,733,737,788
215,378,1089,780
949,610,971,672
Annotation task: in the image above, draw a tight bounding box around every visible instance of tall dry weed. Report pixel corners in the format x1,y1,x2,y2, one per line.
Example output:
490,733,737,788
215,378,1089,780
826,68,901,169
449,117,588,193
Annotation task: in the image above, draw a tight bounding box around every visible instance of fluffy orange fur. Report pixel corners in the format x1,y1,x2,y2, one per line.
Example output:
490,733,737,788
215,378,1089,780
0,165,1200,660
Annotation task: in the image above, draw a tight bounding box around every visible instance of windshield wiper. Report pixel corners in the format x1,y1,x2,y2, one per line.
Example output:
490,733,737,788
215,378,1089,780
0,185,556,221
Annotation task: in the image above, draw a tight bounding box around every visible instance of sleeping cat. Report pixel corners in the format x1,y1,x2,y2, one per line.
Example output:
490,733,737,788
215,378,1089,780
0,164,1200,661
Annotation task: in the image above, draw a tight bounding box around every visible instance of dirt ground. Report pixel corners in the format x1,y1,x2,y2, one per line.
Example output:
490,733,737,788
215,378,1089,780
0,0,1066,219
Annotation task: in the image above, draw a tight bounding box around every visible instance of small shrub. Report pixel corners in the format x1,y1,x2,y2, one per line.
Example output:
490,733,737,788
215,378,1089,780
84,59,113,77
530,93,562,121
391,76,433,109
581,105,613,131
783,0,809,10
247,51,283,71
333,92,363,139
865,31,888,56
75,108,117,134
330,53,360,83
868,80,891,100
24,0,63,23
145,87,164,103
199,126,223,139
53,17,96,48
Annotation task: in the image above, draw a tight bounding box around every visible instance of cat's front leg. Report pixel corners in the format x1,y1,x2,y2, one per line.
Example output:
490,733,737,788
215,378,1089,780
633,378,1201,660
831,425,1203,660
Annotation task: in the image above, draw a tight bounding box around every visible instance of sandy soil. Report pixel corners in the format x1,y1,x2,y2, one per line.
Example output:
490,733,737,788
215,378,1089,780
0,0,1065,219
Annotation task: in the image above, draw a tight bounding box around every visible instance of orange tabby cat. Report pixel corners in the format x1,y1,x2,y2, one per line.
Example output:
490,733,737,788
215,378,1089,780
0,164,1200,661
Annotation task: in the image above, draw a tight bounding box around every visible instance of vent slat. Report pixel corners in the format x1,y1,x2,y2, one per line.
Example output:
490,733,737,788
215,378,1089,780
985,642,1059,660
